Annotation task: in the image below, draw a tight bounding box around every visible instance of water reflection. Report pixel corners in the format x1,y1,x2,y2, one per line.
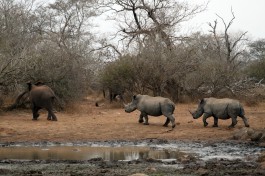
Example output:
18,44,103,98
0,146,182,161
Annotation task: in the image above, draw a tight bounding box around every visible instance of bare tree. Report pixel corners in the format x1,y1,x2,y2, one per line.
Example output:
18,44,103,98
96,0,206,101
99,0,206,51
183,11,249,97
26,0,100,100
0,0,39,90
208,10,247,69
0,0,101,103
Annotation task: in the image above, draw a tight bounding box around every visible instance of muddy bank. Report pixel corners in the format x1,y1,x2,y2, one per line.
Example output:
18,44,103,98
0,139,264,161
0,157,264,176
1,103,265,175
0,139,265,176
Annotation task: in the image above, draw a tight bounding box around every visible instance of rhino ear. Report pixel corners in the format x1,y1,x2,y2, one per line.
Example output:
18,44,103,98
199,99,205,104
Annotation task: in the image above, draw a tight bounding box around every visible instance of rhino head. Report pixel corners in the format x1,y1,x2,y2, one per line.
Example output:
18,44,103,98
189,99,205,119
124,95,138,113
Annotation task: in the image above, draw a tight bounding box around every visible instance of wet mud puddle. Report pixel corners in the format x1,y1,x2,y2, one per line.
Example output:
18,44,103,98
0,146,181,161
0,141,264,162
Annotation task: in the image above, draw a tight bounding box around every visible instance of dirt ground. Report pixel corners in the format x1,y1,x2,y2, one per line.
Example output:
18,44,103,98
0,97,265,143
0,96,265,176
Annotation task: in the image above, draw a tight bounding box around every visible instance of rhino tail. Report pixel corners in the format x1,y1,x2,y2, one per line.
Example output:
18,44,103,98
239,105,245,117
170,102,175,112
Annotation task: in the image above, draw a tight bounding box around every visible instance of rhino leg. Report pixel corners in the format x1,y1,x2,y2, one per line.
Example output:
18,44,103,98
228,116,237,128
163,118,170,127
202,113,211,127
47,110,57,121
138,114,144,123
239,115,250,127
48,109,57,121
163,114,175,128
238,106,250,127
139,112,149,125
213,116,218,127
143,115,149,125
32,106,41,120
47,113,52,120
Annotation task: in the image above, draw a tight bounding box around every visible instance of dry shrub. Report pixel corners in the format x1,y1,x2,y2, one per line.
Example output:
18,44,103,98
94,98,124,109
107,101,124,109
64,100,94,114
0,97,3,108
178,95,197,104
244,98,260,107
241,87,265,107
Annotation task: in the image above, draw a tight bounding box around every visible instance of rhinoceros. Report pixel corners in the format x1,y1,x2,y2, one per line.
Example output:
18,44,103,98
124,94,176,128
189,97,250,128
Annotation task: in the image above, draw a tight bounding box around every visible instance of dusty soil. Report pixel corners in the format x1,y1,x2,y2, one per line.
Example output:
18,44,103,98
1,97,265,142
0,97,265,175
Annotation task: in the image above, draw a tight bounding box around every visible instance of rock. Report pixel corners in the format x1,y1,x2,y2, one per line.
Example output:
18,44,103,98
196,161,206,168
233,127,254,140
196,168,209,175
250,132,263,141
233,128,265,142
247,128,255,136
259,142,265,147
259,130,265,142
129,174,148,176
257,152,265,163
145,167,157,172
260,162,265,170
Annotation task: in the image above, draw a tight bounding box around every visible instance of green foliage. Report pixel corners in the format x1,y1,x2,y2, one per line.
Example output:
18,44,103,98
99,41,198,101
246,59,265,82
246,39,265,82
249,39,265,59
100,55,136,93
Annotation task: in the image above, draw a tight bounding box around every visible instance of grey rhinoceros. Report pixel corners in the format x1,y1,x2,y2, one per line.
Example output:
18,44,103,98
124,94,176,128
27,82,59,121
189,97,250,128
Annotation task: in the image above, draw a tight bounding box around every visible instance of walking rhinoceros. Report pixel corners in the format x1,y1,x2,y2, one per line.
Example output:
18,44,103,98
124,94,176,128
189,97,250,128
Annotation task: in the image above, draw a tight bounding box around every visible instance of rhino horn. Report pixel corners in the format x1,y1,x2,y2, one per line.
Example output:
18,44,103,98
188,110,193,115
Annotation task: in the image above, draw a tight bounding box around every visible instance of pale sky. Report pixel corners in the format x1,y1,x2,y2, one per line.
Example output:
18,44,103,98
42,0,265,40
95,0,265,41
186,0,265,40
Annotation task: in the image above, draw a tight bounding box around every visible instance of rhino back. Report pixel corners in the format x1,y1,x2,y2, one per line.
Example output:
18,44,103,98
137,95,173,116
204,98,242,118
30,86,55,104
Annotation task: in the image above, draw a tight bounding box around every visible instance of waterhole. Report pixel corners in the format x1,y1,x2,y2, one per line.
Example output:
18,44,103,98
0,146,186,161
0,141,263,161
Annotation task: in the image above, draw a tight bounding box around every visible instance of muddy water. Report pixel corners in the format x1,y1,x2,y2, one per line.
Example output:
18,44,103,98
0,146,185,161
0,140,264,162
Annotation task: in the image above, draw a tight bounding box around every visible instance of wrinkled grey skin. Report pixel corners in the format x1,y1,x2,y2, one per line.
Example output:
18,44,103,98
190,97,249,128
27,82,58,121
124,94,176,128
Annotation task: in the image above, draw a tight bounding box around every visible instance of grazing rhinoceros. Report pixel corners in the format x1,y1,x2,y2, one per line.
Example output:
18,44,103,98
124,94,176,128
189,97,250,128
